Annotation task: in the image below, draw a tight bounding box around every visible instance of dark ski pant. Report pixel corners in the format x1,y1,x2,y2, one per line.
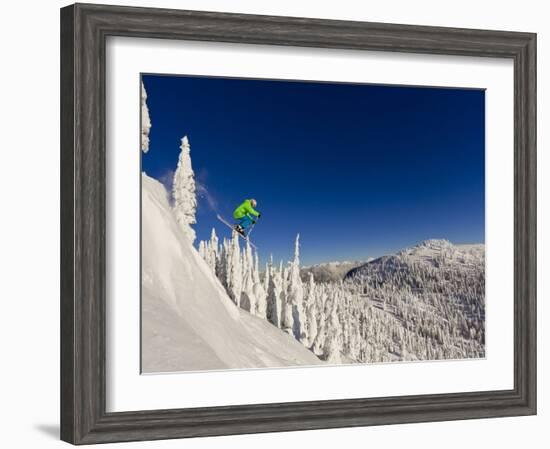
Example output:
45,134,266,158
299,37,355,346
236,215,255,230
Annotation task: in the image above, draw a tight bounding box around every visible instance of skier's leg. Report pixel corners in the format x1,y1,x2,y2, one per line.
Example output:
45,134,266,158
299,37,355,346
239,215,253,230
234,216,251,235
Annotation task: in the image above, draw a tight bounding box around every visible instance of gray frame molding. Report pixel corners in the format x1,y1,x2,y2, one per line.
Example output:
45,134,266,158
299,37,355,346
60,3,536,445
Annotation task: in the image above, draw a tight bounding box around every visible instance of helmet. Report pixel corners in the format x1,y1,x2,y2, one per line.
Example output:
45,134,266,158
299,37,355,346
250,199,257,207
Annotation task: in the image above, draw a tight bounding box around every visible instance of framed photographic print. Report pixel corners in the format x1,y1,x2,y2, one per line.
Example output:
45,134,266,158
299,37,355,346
60,3,536,445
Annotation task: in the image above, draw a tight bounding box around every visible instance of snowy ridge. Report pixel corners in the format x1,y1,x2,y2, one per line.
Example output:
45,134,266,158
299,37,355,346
141,173,322,373
347,239,484,280
340,239,485,361
397,239,484,267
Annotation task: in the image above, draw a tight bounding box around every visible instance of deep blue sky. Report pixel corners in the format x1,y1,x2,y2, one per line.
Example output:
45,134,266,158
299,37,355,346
142,74,485,266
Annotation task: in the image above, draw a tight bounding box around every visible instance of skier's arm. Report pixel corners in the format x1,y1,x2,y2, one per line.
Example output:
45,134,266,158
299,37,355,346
244,201,260,217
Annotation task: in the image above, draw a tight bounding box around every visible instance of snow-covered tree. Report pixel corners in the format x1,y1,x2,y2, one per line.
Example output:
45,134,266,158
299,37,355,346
172,136,197,242
304,273,318,347
253,252,267,319
198,240,207,260
141,81,151,153
312,303,327,357
280,263,294,336
264,259,271,297
324,298,343,364
240,241,256,313
254,283,267,319
228,233,243,306
288,234,306,343
218,238,231,290
266,260,283,328
204,228,219,274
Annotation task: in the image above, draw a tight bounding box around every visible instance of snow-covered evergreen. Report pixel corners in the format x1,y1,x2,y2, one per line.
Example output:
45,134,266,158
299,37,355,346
141,81,151,153
304,273,318,347
288,235,307,343
266,258,283,328
228,233,243,305
253,252,268,319
172,136,197,242
240,241,256,313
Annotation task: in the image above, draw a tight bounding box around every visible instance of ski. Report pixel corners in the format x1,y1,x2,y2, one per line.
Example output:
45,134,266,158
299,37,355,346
216,214,258,249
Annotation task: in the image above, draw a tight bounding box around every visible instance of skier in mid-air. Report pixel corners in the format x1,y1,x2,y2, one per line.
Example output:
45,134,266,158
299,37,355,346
233,198,261,237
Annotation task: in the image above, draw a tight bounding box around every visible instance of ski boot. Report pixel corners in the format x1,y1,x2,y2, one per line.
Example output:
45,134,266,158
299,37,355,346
234,224,246,237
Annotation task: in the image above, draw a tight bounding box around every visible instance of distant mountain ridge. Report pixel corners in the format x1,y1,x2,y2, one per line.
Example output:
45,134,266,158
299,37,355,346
300,239,484,284
300,260,366,283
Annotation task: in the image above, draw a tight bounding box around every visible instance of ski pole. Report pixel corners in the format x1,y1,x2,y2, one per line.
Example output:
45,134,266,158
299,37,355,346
247,222,257,238
247,217,259,238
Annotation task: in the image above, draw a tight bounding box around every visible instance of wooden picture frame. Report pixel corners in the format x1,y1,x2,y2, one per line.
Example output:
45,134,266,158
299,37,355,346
60,3,536,444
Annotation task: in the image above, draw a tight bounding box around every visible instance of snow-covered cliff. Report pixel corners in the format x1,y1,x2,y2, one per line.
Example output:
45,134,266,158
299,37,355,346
141,173,322,373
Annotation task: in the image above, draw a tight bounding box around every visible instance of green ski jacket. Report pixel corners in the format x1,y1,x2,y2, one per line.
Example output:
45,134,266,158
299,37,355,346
233,199,260,219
